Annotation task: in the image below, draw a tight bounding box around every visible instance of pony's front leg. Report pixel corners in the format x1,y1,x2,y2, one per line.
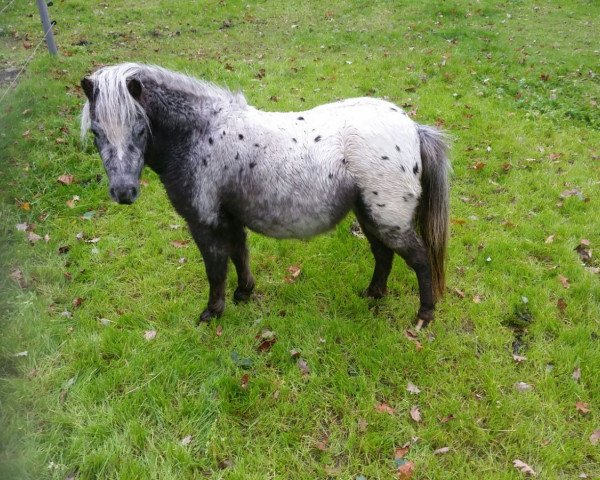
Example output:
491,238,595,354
188,222,229,323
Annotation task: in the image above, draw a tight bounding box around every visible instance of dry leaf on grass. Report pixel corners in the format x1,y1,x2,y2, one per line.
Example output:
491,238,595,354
170,240,189,248
284,265,302,283
375,402,396,415
66,195,80,208
404,330,423,351
433,447,451,455
240,373,250,389
144,330,157,341
590,429,600,446
572,367,581,382
297,357,310,376
558,275,570,289
215,325,223,337
180,435,193,446
557,298,567,312
397,460,415,479
407,382,421,395
515,382,533,392
58,174,75,185
513,459,537,476
410,406,422,423
575,402,590,415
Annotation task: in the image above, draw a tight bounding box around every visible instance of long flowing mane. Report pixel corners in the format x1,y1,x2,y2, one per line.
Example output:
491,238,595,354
80,63,246,146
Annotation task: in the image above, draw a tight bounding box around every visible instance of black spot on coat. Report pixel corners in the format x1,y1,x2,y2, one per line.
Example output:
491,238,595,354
208,137,214,145
249,162,256,169
413,163,419,174
297,116,304,121
238,134,244,140
381,155,389,160
395,145,400,151
314,135,321,142
377,203,386,207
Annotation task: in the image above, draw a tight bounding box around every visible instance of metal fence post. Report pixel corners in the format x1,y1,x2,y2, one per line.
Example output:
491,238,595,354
36,0,58,55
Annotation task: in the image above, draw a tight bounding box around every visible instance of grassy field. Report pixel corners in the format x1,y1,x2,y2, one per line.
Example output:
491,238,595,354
1,1,599,478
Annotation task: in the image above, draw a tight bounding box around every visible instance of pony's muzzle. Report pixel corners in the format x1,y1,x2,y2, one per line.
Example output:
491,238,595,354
110,183,139,205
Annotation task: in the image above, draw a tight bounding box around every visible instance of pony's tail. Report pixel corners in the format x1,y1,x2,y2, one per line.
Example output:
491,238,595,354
416,125,451,301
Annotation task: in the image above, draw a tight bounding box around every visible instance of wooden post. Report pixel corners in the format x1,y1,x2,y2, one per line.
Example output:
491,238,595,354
36,0,58,55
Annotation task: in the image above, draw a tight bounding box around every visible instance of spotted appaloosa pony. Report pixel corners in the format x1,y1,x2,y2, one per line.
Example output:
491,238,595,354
81,63,450,329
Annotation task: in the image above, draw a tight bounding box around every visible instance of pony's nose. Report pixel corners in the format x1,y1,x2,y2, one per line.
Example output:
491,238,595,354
110,184,139,204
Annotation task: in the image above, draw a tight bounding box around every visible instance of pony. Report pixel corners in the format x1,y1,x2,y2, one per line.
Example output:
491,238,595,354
80,63,450,329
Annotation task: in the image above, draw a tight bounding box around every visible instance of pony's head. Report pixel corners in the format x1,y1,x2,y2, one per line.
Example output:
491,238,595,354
81,64,150,205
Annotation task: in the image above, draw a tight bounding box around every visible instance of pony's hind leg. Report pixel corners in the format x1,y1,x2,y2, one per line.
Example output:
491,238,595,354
354,206,394,298
378,227,435,329
229,226,255,303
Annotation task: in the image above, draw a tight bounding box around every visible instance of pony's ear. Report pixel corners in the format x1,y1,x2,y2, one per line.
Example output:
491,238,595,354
127,78,142,100
81,77,94,100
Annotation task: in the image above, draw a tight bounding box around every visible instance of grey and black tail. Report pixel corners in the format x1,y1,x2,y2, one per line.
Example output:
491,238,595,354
417,125,451,300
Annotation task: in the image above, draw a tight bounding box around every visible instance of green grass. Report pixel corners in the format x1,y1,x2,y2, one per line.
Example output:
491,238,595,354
1,1,599,478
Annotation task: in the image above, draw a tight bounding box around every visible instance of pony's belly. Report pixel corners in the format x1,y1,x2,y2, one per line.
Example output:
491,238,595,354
245,211,342,239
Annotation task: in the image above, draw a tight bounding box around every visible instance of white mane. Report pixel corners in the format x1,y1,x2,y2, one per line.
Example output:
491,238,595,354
80,63,246,146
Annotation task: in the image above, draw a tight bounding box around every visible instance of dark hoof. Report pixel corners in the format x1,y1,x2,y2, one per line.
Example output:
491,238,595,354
233,287,253,304
197,307,222,324
360,286,387,299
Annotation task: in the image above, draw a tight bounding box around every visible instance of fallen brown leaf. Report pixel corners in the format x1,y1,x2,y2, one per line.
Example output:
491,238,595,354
144,330,157,341
216,325,223,337
297,357,310,376
57,174,74,185
515,382,533,392
9,268,26,289
572,367,581,382
358,418,368,433
404,330,423,351
180,435,193,446
407,382,421,395
440,414,455,423
558,275,570,289
557,298,567,312
397,460,415,479
513,354,527,363
170,240,189,248
66,195,80,208
575,241,592,265
472,161,486,171
315,436,328,451
433,446,451,455
240,373,249,389
590,429,600,445
545,234,555,244
284,265,302,283
513,459,537,476
410,406,421,423
453,288,465,299
256,329,277,352
72,297,83,308
27,231,42,243
576,402,590,414
375,402,396,415
395,441,411,460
